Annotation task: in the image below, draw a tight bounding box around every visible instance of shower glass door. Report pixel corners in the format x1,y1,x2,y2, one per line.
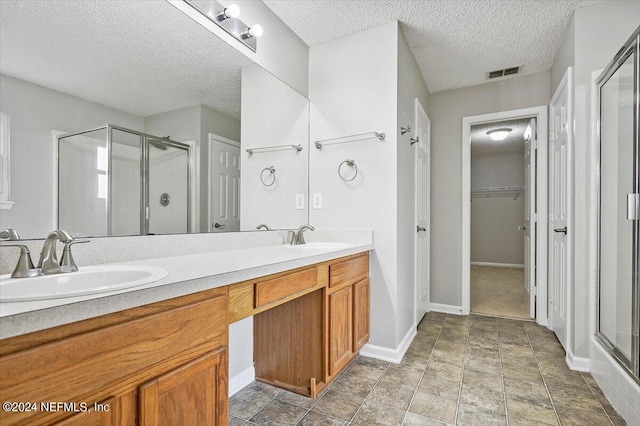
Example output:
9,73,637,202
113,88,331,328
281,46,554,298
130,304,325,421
597,28,639,381
146,138,190,235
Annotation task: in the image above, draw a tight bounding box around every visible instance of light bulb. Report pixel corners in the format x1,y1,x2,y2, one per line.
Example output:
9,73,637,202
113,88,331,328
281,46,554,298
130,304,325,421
226,4,240,18
217,4,240,21
241,25,264,39
251,24,263,37
487,128,512,141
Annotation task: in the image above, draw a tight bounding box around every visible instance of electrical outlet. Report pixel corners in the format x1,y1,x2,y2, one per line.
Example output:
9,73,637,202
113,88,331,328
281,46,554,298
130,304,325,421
295,193,305,210
312,193,322,209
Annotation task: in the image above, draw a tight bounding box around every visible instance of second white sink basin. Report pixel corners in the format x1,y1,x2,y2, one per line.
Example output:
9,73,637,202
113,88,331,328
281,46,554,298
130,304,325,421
284,242,353,250
0,265,168,302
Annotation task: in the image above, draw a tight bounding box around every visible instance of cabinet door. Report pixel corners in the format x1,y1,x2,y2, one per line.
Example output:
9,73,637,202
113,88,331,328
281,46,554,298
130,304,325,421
328,286,353,376
54,395,135,426
353,278,370,352
139,348,228,426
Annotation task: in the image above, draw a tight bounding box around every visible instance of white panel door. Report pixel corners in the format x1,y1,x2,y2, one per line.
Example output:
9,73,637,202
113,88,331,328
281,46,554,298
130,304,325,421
415,99,431,323
523,118,537,319
549,68,572,350
209,136,240,232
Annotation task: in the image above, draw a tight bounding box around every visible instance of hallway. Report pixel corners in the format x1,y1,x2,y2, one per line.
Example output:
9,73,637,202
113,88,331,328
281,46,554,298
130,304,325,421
229,313,623,425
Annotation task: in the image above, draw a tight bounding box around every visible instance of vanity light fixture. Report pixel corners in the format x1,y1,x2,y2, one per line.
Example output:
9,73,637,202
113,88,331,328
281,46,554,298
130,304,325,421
241,25,263,39
487,128,512,141
216,3,240,21
183,0,262,52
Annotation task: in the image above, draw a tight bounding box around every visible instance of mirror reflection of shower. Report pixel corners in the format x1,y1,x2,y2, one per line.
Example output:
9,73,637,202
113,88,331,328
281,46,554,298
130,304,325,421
58,124,191,237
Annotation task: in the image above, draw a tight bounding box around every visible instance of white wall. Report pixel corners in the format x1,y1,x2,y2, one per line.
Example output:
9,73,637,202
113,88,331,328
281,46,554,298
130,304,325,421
427,72,550,307
240,64,308,231
471,153,524,265
396,27,430,341
551,16,575,94
309,21,399,349
0,74,144,239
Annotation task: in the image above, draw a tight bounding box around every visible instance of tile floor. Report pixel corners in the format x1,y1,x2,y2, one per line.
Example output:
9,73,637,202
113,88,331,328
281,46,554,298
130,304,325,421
230,312,625,425
471,266,528,320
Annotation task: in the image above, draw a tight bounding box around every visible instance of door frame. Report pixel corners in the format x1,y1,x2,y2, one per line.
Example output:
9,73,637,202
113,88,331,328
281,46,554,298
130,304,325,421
461,106,548,324
414,98,431,326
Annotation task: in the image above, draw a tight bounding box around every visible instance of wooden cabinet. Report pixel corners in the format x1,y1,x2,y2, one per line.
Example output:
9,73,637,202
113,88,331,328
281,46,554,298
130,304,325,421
328,286,354,376
327,253,370,380
139,348,227,426
0,288,228,426
353,278,370,352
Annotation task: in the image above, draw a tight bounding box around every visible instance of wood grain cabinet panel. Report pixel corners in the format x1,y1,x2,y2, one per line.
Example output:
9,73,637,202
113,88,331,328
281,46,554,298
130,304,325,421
329,255,368,289
54,396,133,426
139,349,228,426
353,278,370,352
254,267,317,308
328,286,353,377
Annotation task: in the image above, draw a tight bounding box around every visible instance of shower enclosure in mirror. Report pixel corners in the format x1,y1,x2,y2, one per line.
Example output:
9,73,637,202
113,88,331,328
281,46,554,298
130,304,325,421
596,26,639,383
58,125,192,237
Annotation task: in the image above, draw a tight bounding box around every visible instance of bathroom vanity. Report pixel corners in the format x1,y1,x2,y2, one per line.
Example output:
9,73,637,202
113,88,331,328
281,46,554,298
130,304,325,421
0,247,370,426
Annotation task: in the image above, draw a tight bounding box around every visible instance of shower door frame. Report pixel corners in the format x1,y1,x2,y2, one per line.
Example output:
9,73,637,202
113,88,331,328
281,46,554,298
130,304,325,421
595,27,640,383
57,124,192,236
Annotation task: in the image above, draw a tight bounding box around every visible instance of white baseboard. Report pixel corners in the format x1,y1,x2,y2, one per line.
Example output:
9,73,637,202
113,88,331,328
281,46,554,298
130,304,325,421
229,366,255,397
471,262,524,268
566,349,590,372
359,324,416,364
429,303,464,315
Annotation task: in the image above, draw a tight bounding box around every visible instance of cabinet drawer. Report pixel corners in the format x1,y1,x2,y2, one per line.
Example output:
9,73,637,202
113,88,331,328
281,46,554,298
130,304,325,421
329,254,369,288
255,267,317,308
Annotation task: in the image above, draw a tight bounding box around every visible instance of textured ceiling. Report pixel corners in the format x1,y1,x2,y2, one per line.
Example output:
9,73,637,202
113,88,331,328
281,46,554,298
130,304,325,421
264,0,601,92
471,118,531,158
0,0,252,118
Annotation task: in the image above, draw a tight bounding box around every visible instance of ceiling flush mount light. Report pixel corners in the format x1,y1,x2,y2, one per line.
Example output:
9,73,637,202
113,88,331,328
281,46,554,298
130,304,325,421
487,128,512,141
183,0,261,52
216,3,240,21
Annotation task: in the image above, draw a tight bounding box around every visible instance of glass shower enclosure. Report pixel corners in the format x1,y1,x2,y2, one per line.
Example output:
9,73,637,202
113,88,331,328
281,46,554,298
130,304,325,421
596,26,639,383
58,124,191,237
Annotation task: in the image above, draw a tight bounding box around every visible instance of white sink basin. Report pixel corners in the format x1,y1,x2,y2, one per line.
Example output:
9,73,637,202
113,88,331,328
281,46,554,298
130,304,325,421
0,265,168,302
283,242,353,250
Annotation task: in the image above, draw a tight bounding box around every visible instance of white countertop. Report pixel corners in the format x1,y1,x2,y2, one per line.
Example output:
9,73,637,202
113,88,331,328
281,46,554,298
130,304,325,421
0,242,372,339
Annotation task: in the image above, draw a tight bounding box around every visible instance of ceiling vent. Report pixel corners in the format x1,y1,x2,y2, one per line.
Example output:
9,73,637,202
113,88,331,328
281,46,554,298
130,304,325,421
487,66,521,80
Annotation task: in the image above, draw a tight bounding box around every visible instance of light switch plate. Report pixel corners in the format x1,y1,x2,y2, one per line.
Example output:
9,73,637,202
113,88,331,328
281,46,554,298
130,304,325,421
312,193,322,209
295,193,305,210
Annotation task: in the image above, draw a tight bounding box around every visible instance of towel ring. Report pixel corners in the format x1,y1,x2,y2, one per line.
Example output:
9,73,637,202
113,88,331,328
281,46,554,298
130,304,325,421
260,166,276,186
338,159,358,182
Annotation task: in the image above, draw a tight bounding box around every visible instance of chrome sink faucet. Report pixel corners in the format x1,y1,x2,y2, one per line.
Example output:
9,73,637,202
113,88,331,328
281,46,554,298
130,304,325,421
290,225,315,245
0,227,20,241
37,229,87,275
256,224,272,230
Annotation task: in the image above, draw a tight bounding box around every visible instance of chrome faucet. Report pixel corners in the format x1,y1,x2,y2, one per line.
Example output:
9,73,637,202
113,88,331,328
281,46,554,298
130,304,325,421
0,227,20,241
37,229,74,275
291,225,315,245
0,243,41,278
256,224,272,231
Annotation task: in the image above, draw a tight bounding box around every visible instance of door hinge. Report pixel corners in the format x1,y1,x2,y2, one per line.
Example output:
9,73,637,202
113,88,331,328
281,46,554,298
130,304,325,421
531,213,537,222
532,139,538,150
531,286,537,296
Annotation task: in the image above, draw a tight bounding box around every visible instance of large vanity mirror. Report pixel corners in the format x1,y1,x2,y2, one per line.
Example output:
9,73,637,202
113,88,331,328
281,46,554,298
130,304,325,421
0,0,309,240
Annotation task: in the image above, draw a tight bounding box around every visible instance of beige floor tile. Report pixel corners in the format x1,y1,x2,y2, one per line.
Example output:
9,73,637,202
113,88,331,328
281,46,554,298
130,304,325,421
312,389,364,421
276,389,315,408
506,398,557,425
298,411,348,426
554,404,613,426
408,390,457,424
229,388,274,420
352,400,406,426
368,380,416,410
380,363,426,388
418,374,461,401
460,382,505,413
456,403,507,426
462,368,503,392
249,399,307,425
402,411,451,425
331,372,377,399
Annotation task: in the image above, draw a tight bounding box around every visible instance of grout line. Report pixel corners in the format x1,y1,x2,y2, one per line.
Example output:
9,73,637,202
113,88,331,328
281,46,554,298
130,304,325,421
401,316,444,425
346,356,392,425
522,323,562,426
452,314,471,425
580,371,617,426
495,319,509,425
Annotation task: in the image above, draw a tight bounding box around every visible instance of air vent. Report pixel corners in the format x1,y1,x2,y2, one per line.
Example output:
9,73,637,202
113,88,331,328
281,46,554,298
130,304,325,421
487,66,521,79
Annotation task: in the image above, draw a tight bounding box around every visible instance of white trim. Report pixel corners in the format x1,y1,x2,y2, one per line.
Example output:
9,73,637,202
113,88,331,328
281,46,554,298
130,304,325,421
429,303,464,315
209,133,241,148
359,324,416,364
0,201,14,210
566,348,590,372
51,130,65,230
471,262,524,268
462,106,548,324
229,366,255,397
